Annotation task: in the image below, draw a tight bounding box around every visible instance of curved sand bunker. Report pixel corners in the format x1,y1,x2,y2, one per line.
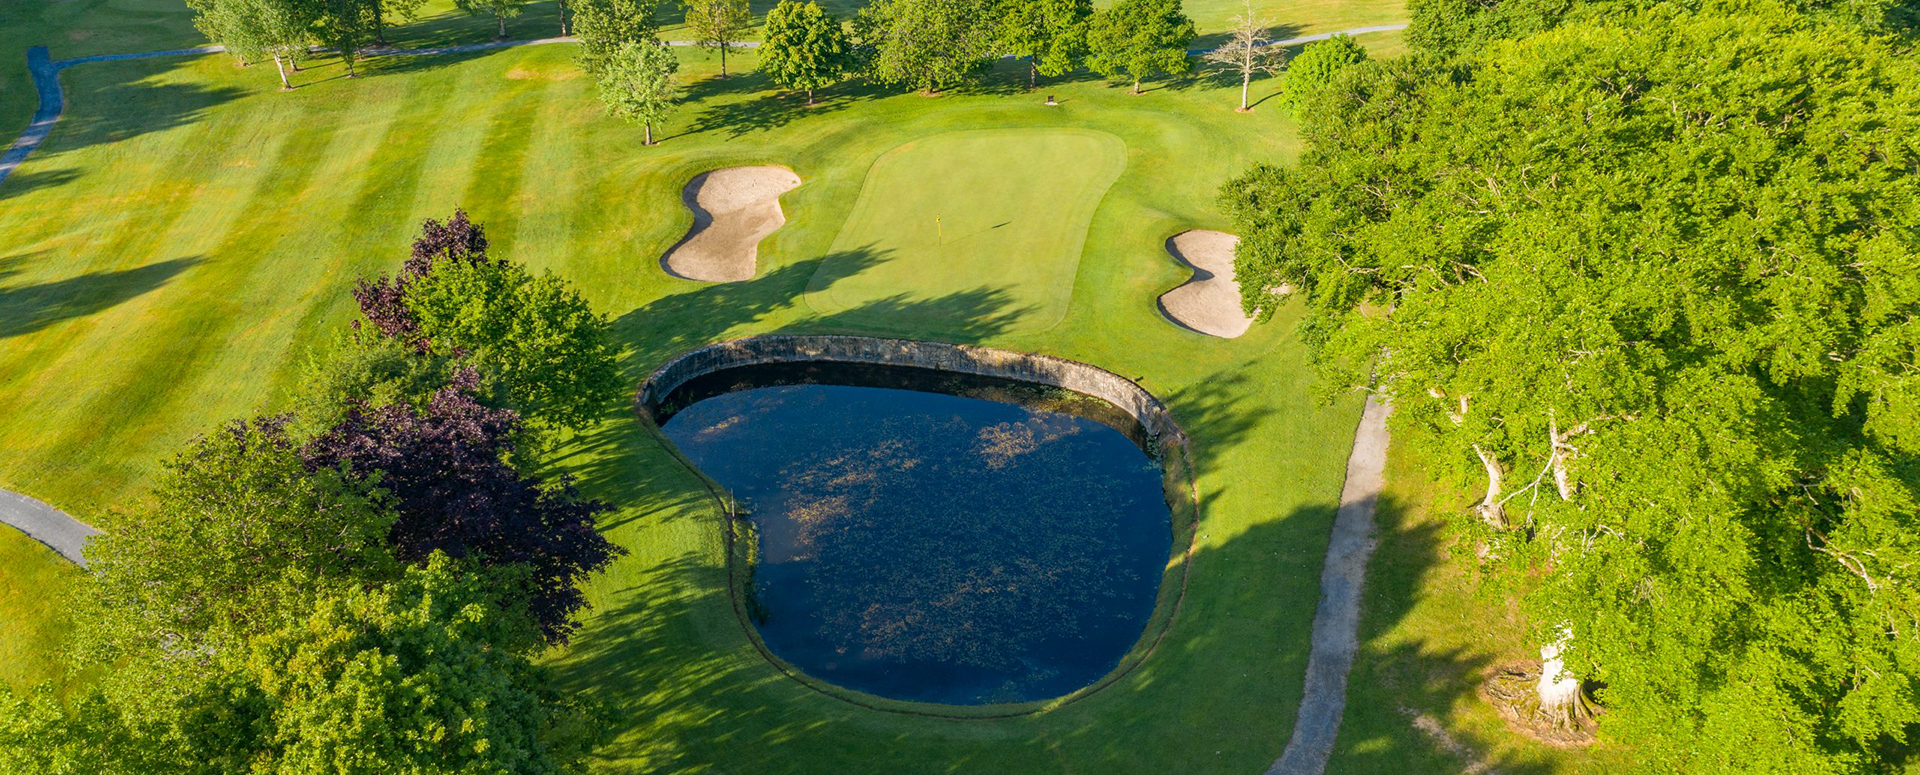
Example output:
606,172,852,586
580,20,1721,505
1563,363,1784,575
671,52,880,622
1158,230,1255,339
662,166,803,282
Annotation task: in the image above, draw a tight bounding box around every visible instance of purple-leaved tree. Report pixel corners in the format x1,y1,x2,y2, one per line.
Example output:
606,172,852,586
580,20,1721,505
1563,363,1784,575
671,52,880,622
302,368,622,643
354,210,492,340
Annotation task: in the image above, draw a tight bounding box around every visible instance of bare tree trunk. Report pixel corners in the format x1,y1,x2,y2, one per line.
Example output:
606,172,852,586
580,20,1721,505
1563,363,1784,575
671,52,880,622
1239,69,1250,110
373,0,388,45
1132,77,1141,95
806,87,814,107
720,43,728,77
497,13,507,39
644,121,653,146
1538,630,1594,727
1473,444,1507,528
273,54,292,89
1030,62,1037,90
1550,417,1574,501
558,0,568,35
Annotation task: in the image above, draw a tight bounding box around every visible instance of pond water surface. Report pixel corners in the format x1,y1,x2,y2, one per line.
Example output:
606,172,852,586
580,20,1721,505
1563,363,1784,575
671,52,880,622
658,364,1174,705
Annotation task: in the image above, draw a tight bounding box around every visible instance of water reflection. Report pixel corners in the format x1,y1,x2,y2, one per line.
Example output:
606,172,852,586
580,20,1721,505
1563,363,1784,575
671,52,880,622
660,365,1173,705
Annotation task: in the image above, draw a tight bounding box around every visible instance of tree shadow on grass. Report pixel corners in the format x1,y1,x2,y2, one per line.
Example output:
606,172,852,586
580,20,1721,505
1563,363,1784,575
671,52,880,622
1189,22,1305,55
1328,490,1568,774
0,168,80,202
0,255,201,339
1157,367,1272,480
685,74,885,139
43,60,247,164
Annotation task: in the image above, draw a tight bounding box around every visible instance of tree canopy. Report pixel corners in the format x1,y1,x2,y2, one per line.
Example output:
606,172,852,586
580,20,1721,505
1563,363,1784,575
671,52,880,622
1085,0,1196,94
5,557,600,775
597,38,682,145
1406,0,1918,56
1000,0,1093,88
354,211,623,433
1276,33,1365,114
574,0,661,75
761,0,855,104
1224,4,1920,770
303,372,621,643
860,0,1001,93
682,0,751,76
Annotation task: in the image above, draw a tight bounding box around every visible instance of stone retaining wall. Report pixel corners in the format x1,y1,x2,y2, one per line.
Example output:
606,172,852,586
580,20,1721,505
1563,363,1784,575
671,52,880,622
637,335,1188,451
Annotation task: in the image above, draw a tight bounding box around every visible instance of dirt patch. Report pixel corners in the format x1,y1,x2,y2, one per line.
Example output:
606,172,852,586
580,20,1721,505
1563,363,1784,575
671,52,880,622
1480,661,1599,747
1157,230,1254,339
662,166,802,282
506,65,579,81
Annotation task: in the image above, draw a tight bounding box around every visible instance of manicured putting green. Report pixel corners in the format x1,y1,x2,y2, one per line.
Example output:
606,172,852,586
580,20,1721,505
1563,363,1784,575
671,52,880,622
805,128,1127,335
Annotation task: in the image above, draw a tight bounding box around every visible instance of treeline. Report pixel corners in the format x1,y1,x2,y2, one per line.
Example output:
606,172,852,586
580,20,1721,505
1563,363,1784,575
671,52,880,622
0,213,627,774
190,0,559,86
195,0,1328,117
580,0,1216,142
1223,0,1919,770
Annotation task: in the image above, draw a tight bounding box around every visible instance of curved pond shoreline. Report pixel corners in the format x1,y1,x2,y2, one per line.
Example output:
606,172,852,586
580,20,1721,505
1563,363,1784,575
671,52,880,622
636,335,1201,718
661,379,1171,704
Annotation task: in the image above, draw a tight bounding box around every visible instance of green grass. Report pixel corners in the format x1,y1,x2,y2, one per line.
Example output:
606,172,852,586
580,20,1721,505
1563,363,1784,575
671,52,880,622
1324,447,1614,773
0,531,79,689
0,3,1496,773
804,128,1127,336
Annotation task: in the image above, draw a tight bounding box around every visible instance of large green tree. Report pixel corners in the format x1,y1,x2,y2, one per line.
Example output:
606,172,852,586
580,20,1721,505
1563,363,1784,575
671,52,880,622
1224,5,1920,770
4,557,601,775
188,0,315,89
860,0,1001,94
761,0,854,105
596,38,682,145
1407,0,1917,56
574,0,660,75
316,0,375,76
1275,33,1367,115
79,418,399,673
999,0,1092,89
1085,0,1195,95
682,0,751,76
395,251,623,435
456,0,530,38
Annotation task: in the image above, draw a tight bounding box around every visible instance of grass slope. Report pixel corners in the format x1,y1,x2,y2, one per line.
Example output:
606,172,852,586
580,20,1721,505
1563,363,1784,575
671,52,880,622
805,128,1127,336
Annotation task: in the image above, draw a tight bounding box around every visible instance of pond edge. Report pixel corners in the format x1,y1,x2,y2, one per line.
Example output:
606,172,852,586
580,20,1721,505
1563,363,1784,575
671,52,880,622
633,334,1202,720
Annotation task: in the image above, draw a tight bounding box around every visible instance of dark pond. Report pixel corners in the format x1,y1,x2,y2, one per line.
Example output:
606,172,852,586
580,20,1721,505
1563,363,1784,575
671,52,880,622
657,363,1174,705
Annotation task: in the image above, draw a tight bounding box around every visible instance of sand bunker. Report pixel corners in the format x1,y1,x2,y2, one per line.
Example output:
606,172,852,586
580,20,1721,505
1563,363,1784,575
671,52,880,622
1157,230,1255,339
662,166,802,282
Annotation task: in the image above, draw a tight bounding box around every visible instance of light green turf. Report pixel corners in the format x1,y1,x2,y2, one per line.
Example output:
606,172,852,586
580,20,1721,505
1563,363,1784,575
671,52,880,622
0,3,1546,772
804,128,1126,335
0,531,79,689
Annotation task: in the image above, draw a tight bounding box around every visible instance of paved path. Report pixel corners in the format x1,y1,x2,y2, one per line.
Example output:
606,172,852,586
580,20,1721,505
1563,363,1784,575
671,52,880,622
0,488,98,566
1268,395,1393,775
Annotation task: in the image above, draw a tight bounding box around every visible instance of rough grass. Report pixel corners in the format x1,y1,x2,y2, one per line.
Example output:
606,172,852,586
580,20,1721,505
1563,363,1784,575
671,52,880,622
0,2,1560,773
804,128,1127,336
1326,447,1615,773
